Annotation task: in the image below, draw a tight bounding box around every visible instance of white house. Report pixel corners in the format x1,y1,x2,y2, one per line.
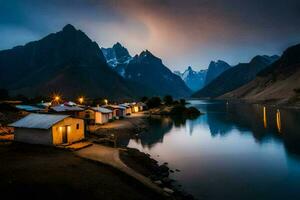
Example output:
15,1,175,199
9,113,84,145
79,107,113,124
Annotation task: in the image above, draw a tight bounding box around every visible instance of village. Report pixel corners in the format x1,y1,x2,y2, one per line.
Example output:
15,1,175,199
0,95,196,200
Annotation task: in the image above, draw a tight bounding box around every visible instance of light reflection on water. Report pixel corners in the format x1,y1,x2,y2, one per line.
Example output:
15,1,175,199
126,100,300,200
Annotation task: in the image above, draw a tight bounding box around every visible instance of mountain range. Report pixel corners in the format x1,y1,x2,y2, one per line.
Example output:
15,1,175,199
192,55,279,98
221,44,300,105
101,44,191,97
0,25,190,99
174,67,207,91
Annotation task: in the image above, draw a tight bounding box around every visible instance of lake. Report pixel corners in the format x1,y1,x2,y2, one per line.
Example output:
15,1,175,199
127,100,300,200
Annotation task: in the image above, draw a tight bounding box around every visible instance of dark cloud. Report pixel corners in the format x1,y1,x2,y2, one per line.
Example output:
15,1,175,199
1,0,300,70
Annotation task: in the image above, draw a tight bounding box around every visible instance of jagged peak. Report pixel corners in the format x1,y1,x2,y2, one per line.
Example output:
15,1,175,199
113,42,123,48
62,24,77,32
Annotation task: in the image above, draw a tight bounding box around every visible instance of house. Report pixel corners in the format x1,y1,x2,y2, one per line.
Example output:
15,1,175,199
137,102,147,111
50,103,84,117
79,107,113,124
130,102,139,113
103,105,126,119
9,113,84,145
119,103,132,115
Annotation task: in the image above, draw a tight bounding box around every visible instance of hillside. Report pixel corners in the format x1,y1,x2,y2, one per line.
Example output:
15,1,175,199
123,50,191,97
221,44,300,105
192,55,278,98
204,60,231,85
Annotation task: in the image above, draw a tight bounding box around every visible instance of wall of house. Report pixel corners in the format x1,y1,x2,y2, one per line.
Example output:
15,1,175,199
52,117,84,145
14,128,52,145
95,112,102,124
78,110,95,119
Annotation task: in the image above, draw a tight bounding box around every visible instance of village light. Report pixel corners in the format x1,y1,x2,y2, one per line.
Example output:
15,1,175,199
54,96,60,102
104,99,108,105
78,97,84,104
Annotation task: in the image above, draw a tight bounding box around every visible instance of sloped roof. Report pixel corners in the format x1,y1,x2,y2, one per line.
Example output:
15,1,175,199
9,113,70,129
90,107,113,113
105,105,126,110
16,105,43,111
51,104,84,112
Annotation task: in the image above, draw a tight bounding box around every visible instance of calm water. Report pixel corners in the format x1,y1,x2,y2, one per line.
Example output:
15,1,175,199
126,100,300,200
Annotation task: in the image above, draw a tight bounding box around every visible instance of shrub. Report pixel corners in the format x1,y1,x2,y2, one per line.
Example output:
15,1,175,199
146,97,161,108
163,95,173,105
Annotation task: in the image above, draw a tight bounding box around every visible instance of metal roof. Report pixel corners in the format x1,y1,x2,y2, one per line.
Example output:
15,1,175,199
90,107,113,113
16,105,43,111
105,105,126,110
51,104,84,112
9,113,70,129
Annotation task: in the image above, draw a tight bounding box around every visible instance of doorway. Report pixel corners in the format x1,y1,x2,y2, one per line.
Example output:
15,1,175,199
61,126,69,144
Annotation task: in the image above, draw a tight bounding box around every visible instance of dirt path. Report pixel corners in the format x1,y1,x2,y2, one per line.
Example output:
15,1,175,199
0,143,165,200
76,144,165,195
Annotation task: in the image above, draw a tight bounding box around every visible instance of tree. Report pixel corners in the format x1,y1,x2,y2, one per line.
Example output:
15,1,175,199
141,96,148,103
180,99,186,105
163,95,173,105
146,97,161,108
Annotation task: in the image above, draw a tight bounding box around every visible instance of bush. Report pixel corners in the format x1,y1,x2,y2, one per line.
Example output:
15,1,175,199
146,97,161,108
163,95,173,105
141,96,148,103
294,88,300,94
179,99,186,105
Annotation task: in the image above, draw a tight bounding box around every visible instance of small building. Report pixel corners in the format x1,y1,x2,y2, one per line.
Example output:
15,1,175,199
50,104,84,117
103,105,126,119
137,102,147,111
9,113,84,145
130,102,139,113
119,103,132,115
79,107,113,124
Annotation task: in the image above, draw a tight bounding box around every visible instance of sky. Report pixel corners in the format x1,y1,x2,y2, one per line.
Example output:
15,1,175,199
1,0,300,71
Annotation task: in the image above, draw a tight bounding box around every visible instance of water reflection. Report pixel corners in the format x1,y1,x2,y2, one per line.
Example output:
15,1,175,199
126,100,300,155
276,109,281,133
126,100,300,200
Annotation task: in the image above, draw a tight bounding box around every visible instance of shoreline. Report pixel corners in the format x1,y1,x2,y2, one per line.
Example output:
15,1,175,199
87,112,196,199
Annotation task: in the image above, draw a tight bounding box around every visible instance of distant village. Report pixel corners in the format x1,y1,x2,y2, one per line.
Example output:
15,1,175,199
0,95,147,146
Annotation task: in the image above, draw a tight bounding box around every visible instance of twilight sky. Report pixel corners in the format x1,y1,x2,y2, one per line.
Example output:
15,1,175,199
1,0,300,71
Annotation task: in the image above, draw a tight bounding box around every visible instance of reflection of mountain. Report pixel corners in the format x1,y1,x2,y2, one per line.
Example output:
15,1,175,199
137,117,173,148
204,102,300,156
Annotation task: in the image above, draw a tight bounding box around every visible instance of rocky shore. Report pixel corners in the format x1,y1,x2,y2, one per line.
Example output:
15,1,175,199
120,148,195,200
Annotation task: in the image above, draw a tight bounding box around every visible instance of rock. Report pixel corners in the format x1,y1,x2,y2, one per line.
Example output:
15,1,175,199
159,164,169,172
169,170,174,173
162,177,172,184
163,187,174,194
175,169,181,172
163,162,168,165
154,180,162,185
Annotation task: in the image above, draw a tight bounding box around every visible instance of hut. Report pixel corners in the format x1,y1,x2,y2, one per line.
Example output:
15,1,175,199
137,102,147,111
103,105,126,119
50,103,84,117
130,102,139,113
119,103,132,115
9,113,84,145
79,107,113,124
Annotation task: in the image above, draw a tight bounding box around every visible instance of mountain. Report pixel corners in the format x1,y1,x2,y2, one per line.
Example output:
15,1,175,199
192,55,279,98
122,50,191,97
101,42,132,71
204,60,231,85
174,66,207,91
0,24,141,99
221,44,300,105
